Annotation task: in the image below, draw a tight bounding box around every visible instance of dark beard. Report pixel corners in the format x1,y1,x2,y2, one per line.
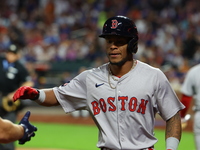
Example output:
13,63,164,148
109,54,133,66
109,58,127,66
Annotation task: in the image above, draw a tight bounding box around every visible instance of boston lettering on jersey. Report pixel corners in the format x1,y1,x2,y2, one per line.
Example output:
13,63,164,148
91,96,149,115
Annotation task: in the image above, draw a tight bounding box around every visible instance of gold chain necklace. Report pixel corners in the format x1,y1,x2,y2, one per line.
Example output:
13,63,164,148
108,73,118,89
108,60,137,89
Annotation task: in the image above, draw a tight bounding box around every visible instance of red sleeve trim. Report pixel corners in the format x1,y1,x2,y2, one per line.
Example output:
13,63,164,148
180,94,192,118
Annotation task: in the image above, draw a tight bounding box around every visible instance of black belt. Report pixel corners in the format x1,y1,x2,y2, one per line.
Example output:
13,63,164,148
101,148,111,150
101,146,154,150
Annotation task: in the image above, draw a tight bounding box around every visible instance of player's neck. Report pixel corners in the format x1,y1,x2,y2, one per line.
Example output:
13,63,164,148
109,59,136,77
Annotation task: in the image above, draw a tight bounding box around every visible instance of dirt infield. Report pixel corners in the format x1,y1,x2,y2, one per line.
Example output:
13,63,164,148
17,106,95,125
17,111,95,126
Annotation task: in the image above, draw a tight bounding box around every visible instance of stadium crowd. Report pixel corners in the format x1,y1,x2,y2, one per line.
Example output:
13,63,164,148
0,0,200,90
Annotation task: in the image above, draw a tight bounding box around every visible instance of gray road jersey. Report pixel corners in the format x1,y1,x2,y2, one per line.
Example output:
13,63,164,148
53,60,185,150
181,64,200,110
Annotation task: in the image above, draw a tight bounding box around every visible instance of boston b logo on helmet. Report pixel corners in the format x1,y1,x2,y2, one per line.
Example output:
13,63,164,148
99,15,138,53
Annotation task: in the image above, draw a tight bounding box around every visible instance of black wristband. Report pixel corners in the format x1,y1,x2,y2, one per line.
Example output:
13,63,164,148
31,90,40,101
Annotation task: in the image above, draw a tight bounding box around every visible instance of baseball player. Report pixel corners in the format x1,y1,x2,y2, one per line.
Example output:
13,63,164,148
0,111,37,144
180,63,200,150
13,16,185,150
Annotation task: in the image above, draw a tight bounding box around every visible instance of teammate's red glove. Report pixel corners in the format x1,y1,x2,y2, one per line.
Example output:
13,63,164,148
13,86,39,102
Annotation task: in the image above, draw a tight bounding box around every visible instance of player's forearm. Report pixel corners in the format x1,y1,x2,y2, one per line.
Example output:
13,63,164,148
35,89,59,106
165,112,182,140
0,119,24,143
165,112,182,150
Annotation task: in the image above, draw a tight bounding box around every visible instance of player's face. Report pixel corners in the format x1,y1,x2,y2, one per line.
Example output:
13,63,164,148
105,36,131,65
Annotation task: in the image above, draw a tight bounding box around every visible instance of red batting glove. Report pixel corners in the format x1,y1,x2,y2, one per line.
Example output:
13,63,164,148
13,86,39,101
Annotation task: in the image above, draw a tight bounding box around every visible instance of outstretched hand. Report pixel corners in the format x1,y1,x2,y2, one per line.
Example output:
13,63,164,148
13,86,39,101
18,111,37,144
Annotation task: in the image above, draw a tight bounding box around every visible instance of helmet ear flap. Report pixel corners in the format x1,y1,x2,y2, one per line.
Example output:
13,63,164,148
127,38,138,53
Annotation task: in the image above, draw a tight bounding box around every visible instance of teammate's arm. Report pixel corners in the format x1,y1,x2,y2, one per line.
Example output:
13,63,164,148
165,111,182,150
0,118,24,143
0,111,37,144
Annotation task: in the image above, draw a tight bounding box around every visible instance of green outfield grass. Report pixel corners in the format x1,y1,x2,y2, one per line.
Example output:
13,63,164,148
16,122,195,150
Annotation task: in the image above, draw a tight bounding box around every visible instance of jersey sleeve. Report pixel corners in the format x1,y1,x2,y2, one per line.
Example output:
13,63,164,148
181,69,195,96
155,69,185,121
53,70,88,113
